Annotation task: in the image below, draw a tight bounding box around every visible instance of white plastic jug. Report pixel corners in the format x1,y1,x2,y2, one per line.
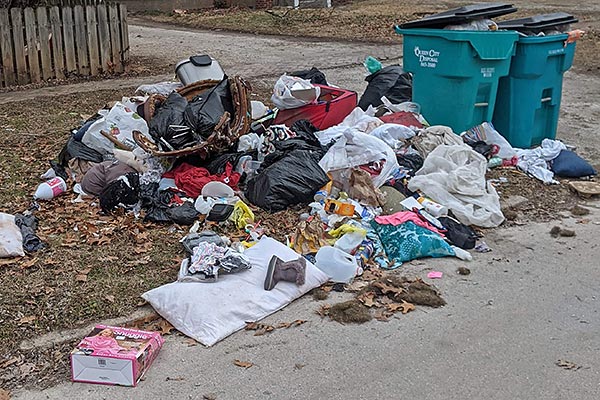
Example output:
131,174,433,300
315,246,361,283
33,177,67,200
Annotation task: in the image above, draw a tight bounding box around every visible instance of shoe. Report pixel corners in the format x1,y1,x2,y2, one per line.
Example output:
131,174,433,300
264,256,306,291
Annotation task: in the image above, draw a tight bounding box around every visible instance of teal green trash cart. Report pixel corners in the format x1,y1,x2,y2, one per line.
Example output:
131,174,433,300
395,28,518,133
492,34,576,148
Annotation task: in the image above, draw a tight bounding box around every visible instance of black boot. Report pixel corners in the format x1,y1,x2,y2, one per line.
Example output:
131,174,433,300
264,256,306,291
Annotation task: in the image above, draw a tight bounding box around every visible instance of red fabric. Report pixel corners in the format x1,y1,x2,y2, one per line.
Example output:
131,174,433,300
274,85,357,130
163,162,240,198
379,111,423,128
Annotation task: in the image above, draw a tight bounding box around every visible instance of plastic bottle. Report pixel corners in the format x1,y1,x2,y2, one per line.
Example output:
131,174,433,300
33,177,67,200
314,181,332,204
416,196,447,218
353,239,375,269
315,246,362,283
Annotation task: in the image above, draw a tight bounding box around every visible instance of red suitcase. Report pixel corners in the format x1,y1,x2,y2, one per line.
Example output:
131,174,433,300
273,85,357,130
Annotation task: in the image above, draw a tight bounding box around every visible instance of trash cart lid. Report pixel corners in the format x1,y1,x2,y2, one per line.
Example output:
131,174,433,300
497,12,578,33
400,3,517,29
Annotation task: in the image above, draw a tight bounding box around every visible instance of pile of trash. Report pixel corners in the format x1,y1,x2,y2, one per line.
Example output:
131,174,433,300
2,52,597,347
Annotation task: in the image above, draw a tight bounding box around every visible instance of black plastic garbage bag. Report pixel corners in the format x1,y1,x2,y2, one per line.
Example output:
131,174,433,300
149,92,189,145
139,182,175,223
99,173,140,213
245,149,329,212
57,137,103,166
358,65,412,110
166,202,200,225
184,78,234,138
290,67,328,86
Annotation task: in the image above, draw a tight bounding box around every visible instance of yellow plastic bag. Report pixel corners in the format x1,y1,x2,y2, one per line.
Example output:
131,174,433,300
229,200,255,229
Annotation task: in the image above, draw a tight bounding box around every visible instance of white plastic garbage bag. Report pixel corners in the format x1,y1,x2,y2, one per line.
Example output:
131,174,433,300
271,75,320,110
82,102,151,155
316,107,383,146
408,145,504,228
0,213,24,258
370,123,416,150
318,129,399,188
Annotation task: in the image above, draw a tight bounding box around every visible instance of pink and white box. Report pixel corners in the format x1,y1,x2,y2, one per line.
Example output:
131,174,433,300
70,324,164,387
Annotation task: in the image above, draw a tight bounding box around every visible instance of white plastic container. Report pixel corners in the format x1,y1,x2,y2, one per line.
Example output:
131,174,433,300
175,55,225,86
33,177,67,200
333,231,366,254
417,196,448,218
315,246,361,283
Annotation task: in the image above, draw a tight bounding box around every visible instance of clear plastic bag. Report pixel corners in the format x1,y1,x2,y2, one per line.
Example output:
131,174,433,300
271,75,320,110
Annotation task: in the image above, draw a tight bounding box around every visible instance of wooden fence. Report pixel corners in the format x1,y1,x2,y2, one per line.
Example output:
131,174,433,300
0,3,129,87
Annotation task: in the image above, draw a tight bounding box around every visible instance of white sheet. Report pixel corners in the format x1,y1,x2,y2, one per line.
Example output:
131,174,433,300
142,237,328,346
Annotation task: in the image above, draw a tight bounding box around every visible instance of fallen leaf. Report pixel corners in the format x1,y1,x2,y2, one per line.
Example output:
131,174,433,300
399,301,416,314
20,257,39,269
19,363,35,377
75,274,88,282
203,393,217,400
165,376,185,381
18,315,37,325
359,292,377,308
294,363,305,370
316,304,330,317
373,309,391,322
105,295,115,303
556,360,581,370
184,338,198,347
373,281,401,295
158,319,175,335
0,388,10,400
0,357,20,369
0,259,18,266
99,256,119,262
233,359,254,369
386,303,403,312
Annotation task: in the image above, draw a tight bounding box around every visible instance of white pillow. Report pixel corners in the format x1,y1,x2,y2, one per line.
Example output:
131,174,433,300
142,237,328,346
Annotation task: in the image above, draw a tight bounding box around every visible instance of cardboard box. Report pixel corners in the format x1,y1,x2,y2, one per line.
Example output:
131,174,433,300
71,325,164,387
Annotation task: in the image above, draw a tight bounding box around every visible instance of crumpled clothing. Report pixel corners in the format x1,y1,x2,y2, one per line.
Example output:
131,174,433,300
408,145,504,228
260,125,296,159
81,160,137,196
410,125,466,158
516,139,566,184
180,242,251,282
366,227,402,270
68,158,98,184
14,213,45,253
163,162,240,199
375,211,445,236
371,220,455,264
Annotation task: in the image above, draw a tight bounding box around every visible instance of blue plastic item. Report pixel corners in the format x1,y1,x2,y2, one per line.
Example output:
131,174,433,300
492,34,576,148
395,28,518,133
